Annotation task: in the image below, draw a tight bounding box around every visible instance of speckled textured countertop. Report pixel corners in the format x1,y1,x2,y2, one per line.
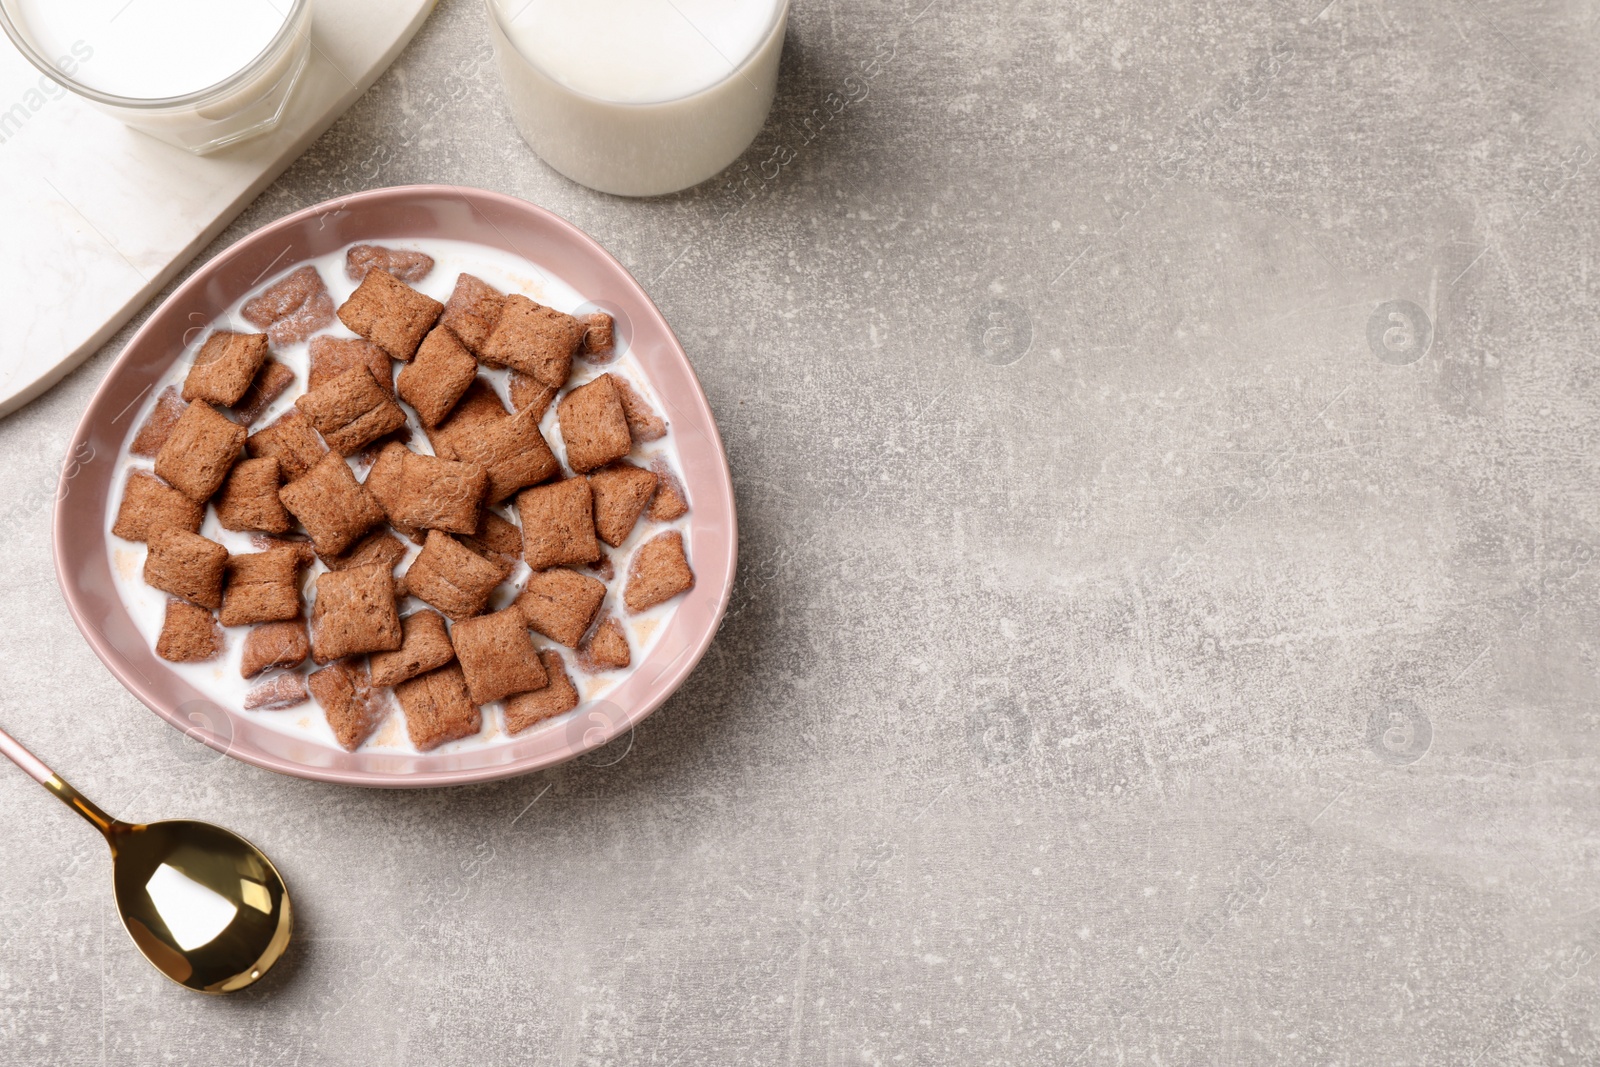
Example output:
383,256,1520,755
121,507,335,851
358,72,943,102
2,0,1598,1062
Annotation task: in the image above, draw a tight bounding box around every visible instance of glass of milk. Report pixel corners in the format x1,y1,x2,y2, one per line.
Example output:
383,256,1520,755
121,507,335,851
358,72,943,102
0,0,312,154
485,0,789,197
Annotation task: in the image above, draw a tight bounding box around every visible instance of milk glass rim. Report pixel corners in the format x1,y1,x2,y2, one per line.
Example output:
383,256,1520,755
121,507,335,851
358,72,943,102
484,0,789,109
0,0,310,111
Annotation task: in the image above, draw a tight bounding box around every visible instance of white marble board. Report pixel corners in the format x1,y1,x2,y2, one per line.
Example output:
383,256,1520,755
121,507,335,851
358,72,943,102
0,0,437,417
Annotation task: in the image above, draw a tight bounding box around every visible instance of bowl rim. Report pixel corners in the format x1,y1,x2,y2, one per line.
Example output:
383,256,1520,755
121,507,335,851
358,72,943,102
53,183,737,788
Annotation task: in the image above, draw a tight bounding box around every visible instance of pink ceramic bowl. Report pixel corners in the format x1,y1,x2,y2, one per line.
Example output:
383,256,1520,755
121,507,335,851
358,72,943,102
53,185,736,788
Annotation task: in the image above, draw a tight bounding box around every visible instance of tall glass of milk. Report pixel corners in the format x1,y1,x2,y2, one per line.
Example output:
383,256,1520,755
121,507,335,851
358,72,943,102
485,0,789,197
0,0,312,154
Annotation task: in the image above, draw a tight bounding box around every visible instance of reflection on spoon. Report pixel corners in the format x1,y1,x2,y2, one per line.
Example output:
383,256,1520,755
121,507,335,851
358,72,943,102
146,863,240,951
0,723,292,993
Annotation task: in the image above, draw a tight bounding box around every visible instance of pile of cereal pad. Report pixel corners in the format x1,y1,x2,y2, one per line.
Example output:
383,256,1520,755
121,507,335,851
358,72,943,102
112,245,694,752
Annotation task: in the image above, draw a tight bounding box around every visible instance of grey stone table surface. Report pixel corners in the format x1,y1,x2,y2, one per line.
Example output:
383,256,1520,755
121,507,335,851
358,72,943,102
3,0,1598,1062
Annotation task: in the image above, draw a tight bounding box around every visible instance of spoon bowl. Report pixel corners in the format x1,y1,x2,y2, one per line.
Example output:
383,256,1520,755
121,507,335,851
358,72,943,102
111,820,292,993
0,725,292,993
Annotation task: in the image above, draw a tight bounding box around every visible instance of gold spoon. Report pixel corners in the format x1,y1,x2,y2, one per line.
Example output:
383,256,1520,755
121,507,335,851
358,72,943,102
0,724,291,993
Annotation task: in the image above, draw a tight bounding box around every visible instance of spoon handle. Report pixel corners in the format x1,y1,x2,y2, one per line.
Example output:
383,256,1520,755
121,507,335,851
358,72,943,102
0,724,52,783
0,725,118,836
